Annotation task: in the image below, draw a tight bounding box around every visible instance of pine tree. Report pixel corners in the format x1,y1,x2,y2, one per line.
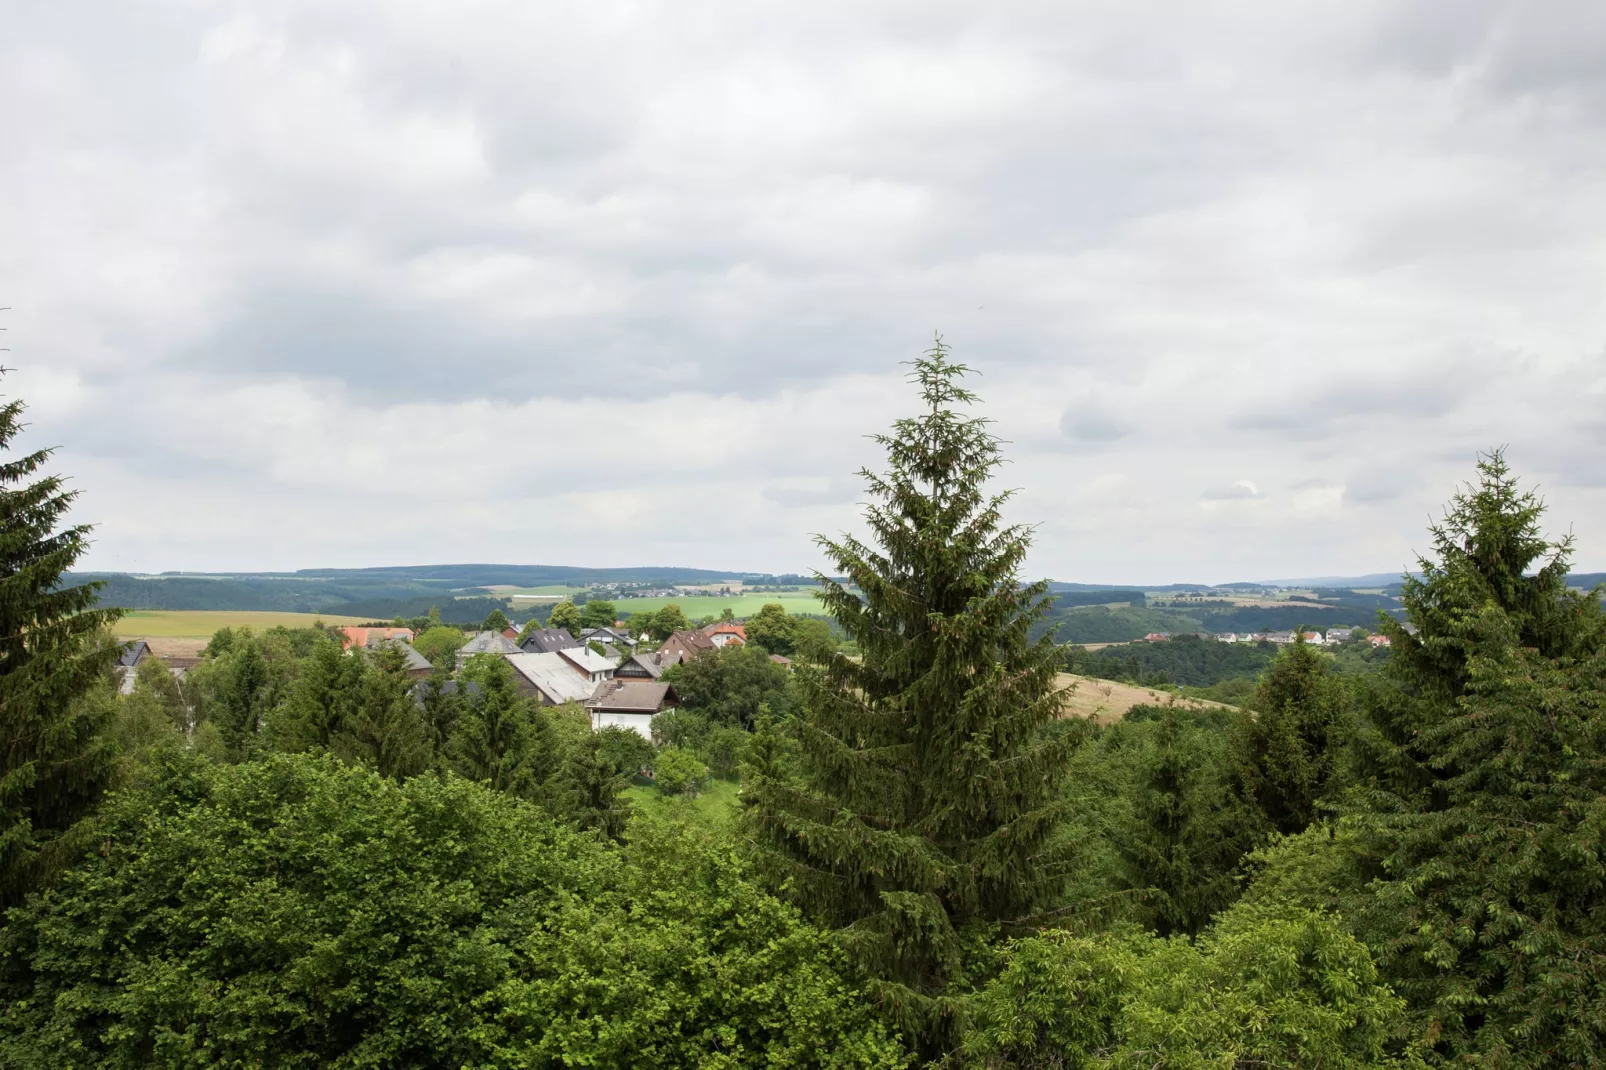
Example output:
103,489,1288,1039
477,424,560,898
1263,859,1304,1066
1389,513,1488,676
1346,451,1606,1064
1116,706,1248,937
743,341,1073,1055
450,657,558,800
559,732,632,841
1231,634,1347,835
0,381,124,908
332,645,433,780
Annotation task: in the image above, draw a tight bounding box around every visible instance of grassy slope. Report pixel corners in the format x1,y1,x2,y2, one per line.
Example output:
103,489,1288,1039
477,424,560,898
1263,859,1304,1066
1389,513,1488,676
624,778,741,827
112,609,374,639
1057,672,1235,724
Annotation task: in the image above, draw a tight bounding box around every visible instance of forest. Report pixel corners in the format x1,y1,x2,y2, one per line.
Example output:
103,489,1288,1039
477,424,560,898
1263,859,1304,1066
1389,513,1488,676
5,347,1606,1068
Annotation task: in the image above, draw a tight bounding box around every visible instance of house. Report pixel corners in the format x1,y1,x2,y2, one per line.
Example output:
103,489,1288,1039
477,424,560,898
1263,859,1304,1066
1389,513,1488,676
580,626,634,650
615,649,672,680
658,629,716,665
519,628,581,654
1266,631,1296,644
500,626,520,640
1368,634,1392,648
456,631,521,665
1143,632,1170,642
1298,630,1322,644
504,652,598,706
1214,633,1238,643
585,680,680,740
769,654,793,670
1324,627,1355,644
554,645,617,685
339,626,415,649
703,621,747,648
366,640,434,680
114,639,153,694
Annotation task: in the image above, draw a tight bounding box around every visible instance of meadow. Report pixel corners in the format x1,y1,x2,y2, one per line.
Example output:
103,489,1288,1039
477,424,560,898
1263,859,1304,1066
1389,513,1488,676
112,609,373,639
593,591,825,619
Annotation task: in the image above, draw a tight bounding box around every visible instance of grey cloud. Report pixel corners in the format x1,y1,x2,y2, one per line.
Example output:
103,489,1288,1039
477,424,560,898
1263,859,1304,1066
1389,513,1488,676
1059,410,1131,443
1202,480,1261,501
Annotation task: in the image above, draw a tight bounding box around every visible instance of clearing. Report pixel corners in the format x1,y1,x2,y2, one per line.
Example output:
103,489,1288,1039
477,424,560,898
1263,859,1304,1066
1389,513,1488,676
1057,672,1235,724
624,777,739,827
113,609,374,640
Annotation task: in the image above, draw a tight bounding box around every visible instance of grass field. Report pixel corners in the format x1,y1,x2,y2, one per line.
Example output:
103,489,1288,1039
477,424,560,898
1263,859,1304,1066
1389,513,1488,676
624,777,740,827
494,585,588,601
1057,672,1235,723
113,610,374,639
589,592,825,619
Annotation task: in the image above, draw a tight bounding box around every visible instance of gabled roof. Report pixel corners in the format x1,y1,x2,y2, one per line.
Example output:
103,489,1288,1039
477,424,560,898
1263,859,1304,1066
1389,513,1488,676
459,631,521,657
664,629,716,654
617,650,670,678
340,626,416,649
585,679,679,713
703,621,747,640
117,639,151,668
505,652,596,705
366,640,432,673
556,645,617,677
519,628,581,654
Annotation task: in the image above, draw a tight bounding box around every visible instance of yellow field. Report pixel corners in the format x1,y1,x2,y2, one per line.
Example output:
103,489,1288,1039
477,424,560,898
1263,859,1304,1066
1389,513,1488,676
1057,673,1235,723
112,610,374,639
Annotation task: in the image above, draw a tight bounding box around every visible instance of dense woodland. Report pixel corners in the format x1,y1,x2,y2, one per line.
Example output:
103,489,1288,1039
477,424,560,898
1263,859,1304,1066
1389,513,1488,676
5,350,1606,1068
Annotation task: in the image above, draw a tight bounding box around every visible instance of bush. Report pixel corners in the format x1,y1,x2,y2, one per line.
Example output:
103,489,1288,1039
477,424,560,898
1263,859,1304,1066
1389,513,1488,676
653,746,709,797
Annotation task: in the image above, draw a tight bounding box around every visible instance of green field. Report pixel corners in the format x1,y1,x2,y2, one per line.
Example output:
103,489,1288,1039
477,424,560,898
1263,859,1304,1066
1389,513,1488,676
495,585,588,601
113,610,374,639
624,777,740,827
599,592,825,619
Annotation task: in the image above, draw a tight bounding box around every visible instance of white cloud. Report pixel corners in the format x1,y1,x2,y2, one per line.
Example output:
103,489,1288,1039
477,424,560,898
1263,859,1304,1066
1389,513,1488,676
3,0,1604,580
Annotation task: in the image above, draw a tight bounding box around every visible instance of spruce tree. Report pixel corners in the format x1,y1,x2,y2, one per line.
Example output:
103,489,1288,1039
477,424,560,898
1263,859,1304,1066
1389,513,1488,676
0,382,124,908
743,341,1073,1055
1117,705,1249,937
1231,634,1347,835
450,657,558,800
559,732,632,841
1346,451,1606,1064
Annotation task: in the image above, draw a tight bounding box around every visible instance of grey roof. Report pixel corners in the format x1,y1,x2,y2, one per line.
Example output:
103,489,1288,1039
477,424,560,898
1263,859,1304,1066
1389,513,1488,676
617,650,670,679
557,645,618,677
519,628,581,654
505,652,597,705
458,631,521,658
580,626,633,647
585,679,678,713
117,640,151,668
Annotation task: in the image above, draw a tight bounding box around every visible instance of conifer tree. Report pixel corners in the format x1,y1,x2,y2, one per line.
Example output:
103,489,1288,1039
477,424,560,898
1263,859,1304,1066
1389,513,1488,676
559,731,632,841
332,645,433,780
1231,634,1347,835
1345,450,1606,1064
450,656,558,800
1116,706,1249,937
0,380,124,908
743,341,1073,1055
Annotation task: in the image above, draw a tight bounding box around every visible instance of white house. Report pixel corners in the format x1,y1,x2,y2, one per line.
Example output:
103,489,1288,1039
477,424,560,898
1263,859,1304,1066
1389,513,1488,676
584,680,680,741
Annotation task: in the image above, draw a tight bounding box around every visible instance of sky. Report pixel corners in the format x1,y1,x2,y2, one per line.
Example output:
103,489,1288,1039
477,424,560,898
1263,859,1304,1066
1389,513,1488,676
5,0,1606,584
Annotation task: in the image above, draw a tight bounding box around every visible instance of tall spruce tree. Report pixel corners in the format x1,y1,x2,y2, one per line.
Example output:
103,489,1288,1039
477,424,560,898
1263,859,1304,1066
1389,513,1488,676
0,381,124,908
743,341,1072,1056
1231,634,1347,836
1345,451,1606,1064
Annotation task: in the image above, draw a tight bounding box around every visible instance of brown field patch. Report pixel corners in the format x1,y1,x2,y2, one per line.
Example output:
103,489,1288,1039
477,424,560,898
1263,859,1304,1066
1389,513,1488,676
1057,672,1236,723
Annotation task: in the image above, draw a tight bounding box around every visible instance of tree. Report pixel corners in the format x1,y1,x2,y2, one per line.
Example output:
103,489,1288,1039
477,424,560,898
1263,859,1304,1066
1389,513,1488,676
548,599,582,637
558,730,635,841
1341,451,1606,1065
664,642,794,728
653,745,709,797
450,656,559,800
412,624,466,665
649,602,690,640
0,379,125,908
332,645,433,780
1116,706,1251,937
1231,634,1348,835
0,752,905,1068
625,612,654,641
581,599,617,629
743,341,1073,1055
481,607,511,634
745,602,797,655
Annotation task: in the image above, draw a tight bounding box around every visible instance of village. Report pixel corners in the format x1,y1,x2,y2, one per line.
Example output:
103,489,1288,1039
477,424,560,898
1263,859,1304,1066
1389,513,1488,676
1141,627,1393,648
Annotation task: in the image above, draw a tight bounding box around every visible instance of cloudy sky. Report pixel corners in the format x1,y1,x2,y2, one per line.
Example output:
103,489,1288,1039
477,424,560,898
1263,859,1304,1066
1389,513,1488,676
6,1,1606,583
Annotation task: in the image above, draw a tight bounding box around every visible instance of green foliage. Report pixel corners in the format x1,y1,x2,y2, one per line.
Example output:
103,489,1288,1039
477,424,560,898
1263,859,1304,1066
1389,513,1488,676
746,601,797,654
966,909,1419,1068
1231,635,1348,835
0,753,906,1068
581,599,617,628
663,641,795,728
547,598,582,637
557,730,633,840
649,602,691,640
745,342,1073,1054
1069,634,1278,687
653,745,709,797
1115,705,1253,937
413,624,467,667
449,655,560,800
480,607,511,633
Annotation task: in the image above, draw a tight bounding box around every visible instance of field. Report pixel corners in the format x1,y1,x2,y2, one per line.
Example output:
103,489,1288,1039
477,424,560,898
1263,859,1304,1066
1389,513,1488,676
1057,672,1235,723
589,592,826,619
492,585,588,601
112,609,374,640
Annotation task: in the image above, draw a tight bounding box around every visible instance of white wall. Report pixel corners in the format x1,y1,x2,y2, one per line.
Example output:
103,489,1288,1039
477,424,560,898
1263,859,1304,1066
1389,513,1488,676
592,710,655,740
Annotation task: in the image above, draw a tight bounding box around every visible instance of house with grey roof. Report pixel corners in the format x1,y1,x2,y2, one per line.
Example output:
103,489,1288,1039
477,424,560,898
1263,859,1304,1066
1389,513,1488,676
505,651,598,706
519,628,581,655
457,631,521,665
585,679,680,740
615,649,671,680
554,645,617,685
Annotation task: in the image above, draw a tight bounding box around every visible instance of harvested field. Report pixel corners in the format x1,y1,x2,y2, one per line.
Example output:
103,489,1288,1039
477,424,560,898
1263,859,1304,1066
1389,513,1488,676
112,610,373,640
